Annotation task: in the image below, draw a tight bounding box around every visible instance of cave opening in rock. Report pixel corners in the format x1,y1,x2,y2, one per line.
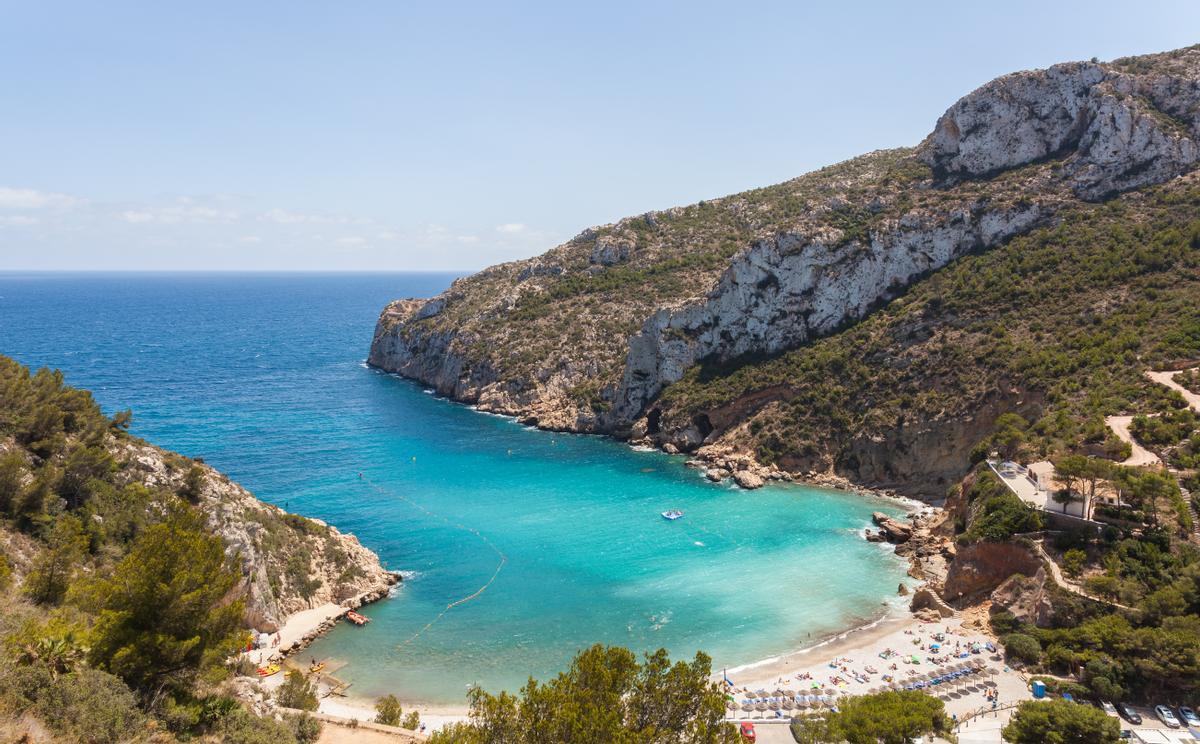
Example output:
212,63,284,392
646,408,662,435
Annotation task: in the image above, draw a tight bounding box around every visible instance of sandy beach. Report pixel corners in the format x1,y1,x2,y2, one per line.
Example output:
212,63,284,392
281,605,1028,736
720,608,1031,728
320,696,468,733
245,603,350,666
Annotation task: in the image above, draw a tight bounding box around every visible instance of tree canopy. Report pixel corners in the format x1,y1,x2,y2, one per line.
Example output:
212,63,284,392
1002,699,1121,744
429,644,737,743
791,690,950,744
79,506,243,700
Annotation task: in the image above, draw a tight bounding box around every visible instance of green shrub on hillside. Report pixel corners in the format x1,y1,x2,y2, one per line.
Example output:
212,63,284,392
1003,633,1042,663
32,667,146,744
79,506,244,697
1003,699,1121,743
275,670,319,712
964,471,1044,542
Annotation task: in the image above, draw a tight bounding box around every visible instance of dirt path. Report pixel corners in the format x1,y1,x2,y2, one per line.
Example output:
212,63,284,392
1104,414,1161,466
1035,541,1135,611
1146,368,1200,414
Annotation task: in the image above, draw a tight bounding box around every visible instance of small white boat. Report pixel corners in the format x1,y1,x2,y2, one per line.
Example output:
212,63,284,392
661,509,684,521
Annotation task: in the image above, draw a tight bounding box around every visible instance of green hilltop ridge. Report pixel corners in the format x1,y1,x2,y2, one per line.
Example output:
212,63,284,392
370,44,1200,498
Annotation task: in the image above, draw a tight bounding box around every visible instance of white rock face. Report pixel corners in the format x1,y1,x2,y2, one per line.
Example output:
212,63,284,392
924,62,1105,179
614,54,1200,424
615,201,1044,422
923,60,1200,199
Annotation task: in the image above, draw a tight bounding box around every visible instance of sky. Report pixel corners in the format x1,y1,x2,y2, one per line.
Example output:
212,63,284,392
1,2,1198,272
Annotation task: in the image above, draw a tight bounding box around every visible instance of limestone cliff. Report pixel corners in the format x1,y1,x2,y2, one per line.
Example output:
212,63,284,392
370,45,1200,497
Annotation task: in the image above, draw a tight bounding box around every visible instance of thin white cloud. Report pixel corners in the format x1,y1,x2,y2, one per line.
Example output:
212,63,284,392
0,215,38,226
0,187,82,210
457,235,480,244
336,236,366,246
118,205,236,224
495,222,526,234
261,207,363,225
238,235,263,244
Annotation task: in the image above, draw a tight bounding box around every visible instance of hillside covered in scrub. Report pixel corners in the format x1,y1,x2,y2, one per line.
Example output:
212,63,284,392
0,355,394,741
370,44,1200,498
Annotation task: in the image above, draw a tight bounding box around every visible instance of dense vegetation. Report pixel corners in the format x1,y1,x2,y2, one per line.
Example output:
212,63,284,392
947,450,1200,707
0,356,320,742
429,644,737,743
790,690,951,744
658,176,1200,480
1002,699,1121,743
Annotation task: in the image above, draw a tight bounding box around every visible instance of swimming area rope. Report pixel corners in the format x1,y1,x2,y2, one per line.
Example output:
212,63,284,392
360,473,507,650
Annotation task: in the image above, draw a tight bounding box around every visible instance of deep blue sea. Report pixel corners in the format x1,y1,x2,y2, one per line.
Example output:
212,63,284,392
0,272,909,704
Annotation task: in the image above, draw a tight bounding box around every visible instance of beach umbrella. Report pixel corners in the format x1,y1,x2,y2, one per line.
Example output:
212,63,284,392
755,702,768,714
782,698,794,710
773,688,785,696
740,702,754,712
783,688,796,697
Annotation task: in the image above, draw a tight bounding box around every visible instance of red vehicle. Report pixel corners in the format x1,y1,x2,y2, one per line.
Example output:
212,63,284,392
739,722,756,742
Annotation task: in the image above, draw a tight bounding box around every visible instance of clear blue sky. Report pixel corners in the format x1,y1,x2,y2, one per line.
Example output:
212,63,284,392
2,1,1197,271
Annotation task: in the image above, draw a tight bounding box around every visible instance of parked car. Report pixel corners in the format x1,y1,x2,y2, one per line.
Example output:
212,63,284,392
738,722,756,742
1179,706,1200,727
1100,701,1118,716
1156,705,1181,728
1116,703,1142,725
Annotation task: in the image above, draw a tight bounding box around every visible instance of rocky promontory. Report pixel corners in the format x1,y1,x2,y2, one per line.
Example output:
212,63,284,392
369,45,1200,499
114,438,398,632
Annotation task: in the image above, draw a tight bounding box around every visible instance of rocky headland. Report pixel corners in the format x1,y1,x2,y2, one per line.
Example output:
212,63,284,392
368,46,1200,501
112,437,399,633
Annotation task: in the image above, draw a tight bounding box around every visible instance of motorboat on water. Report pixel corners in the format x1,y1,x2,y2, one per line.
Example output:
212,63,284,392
661,509,684,521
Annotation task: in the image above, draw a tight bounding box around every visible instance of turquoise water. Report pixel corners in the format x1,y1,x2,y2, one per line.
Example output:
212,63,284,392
0,272,909,703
